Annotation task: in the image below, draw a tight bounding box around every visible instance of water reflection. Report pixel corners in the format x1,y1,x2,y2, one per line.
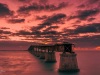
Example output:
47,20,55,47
0,51,80,75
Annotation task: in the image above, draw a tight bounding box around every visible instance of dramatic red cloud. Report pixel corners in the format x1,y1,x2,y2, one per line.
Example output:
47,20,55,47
0,0,100,50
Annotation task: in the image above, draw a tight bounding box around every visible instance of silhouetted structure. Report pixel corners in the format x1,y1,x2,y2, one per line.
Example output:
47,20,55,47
28,42,79,72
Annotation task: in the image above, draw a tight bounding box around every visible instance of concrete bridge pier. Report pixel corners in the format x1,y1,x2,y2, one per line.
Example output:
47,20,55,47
45,47,56,62
34,47,38,56
58,42,79,72
58,52,79,72
35,47,40,57
28,45,34,53
32,48,35,55
33,48,36,56
31,47,35,54
39,50,45,59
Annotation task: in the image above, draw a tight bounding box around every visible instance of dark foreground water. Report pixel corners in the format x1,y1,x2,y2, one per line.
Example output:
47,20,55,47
0,51,100,75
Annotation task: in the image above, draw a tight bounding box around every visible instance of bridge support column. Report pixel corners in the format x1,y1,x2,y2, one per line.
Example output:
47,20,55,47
31,50,34,54
28,45,34,54
45,51,56,62
34,50,37,56
36,48,40,57
39,51,45,59
58,52,79,72
33,47,36,56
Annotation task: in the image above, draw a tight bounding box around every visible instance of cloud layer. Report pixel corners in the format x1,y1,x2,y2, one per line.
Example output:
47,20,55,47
0,0,100,50
17,2,68,14
0,3,13,18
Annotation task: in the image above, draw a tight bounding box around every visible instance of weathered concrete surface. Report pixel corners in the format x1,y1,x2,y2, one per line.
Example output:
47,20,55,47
35,51,41,57
58,52,79,72
39,52,45,59
45,52,56,62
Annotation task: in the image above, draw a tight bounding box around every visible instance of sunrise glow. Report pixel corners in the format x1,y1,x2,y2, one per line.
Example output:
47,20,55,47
0,0,100,50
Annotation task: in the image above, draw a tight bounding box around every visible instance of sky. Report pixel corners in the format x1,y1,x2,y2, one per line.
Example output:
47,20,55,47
0,0,100,50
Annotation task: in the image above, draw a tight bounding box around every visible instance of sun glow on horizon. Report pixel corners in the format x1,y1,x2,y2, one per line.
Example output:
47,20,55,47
95,46,100,50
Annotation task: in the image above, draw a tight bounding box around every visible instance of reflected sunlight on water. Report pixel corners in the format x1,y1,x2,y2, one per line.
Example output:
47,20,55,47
0,51,100,75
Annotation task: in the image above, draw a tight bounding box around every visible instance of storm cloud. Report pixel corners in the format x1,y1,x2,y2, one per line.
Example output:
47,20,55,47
62,23,100,35
73,23,100,34
7,18,25,23
0,3,13,18
0,30,11,34
34,13,66,30
68,9,99,20
17,2,68,14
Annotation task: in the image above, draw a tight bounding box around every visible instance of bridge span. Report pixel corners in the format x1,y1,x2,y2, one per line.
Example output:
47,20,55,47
28,42,80,72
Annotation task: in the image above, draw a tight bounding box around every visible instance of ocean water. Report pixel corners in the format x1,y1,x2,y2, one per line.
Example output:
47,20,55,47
0,51,100,75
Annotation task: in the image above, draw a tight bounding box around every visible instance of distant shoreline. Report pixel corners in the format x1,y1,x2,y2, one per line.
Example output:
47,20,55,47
0,50,27,51
0,50,100,51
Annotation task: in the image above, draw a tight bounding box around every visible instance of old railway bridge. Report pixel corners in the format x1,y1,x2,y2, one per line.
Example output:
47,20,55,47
28,42,80,72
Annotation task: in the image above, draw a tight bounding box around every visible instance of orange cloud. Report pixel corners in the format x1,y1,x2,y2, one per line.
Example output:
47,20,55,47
95,46,100,50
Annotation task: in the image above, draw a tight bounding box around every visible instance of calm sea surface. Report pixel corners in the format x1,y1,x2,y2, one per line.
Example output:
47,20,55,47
0,51,100,75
